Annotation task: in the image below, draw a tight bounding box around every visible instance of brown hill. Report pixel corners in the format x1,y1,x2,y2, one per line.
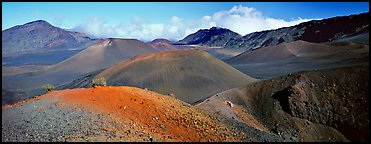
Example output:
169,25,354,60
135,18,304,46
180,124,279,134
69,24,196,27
150,38,172,44
226,40,369,79
227,40,367,64
2,86,279,142
196,65,369,142
149,41,178,51
67,50,257,104
51,38,159,75
96,50,257,104
2,38,159,105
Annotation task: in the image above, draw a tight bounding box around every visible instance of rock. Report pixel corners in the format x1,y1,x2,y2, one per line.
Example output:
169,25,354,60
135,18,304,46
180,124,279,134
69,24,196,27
225,101,234,107
310,83,315,87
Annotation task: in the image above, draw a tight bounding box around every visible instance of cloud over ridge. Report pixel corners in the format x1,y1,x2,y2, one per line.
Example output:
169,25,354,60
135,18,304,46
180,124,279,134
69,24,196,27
73,5,316,41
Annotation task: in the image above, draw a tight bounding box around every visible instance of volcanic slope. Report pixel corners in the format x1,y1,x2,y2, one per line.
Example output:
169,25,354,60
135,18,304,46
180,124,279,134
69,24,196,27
66,50,257,104
196,65,368,142
226,40,369,79
2,38,158,105
2,86,284,142
51,38,159,75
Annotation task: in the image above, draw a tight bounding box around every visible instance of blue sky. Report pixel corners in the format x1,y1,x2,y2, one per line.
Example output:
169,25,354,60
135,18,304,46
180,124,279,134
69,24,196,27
2,2,369,41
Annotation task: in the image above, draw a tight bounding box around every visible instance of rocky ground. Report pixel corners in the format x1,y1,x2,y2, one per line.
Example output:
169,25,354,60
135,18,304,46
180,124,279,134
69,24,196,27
197,65,369,142
2,86,282,142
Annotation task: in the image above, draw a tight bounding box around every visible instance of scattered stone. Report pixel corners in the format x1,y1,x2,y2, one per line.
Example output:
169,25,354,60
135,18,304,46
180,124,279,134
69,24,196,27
225,101,234,107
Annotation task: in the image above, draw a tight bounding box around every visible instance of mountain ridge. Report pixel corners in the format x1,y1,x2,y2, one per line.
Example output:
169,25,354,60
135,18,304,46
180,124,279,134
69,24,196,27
2,20,98,57
179,12,369,53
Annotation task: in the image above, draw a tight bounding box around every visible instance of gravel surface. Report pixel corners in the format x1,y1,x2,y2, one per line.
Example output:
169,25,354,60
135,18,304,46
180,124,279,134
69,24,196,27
3,86,268,142
2,98,129,142
206,111,288,142
197,65,368,142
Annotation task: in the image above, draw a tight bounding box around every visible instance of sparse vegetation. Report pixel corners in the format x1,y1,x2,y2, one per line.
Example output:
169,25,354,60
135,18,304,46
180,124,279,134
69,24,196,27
42,84,55,92
91,77,107,87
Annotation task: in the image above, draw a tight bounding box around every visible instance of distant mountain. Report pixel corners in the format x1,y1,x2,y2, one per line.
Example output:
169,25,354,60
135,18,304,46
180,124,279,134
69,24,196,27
2,20,97,56
178,27,242,47
61,50,257,104
197,65,369,142
150,38,173,44
224,12,369,51
148,38,178,51
180,12,368,52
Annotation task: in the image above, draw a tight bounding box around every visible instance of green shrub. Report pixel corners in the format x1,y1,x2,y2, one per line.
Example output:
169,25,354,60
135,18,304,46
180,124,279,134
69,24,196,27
42,84,55,92
91,77,107,87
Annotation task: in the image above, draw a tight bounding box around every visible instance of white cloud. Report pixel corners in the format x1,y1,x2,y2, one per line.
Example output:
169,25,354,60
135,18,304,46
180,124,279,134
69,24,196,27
73,5,317,42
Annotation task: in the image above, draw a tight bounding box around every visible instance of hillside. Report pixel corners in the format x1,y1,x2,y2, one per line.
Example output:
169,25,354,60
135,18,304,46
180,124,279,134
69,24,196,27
180,12,369,58
62,50,257,104
2,86,283,142
149,39,178,51
2,38,159,105
178,27,242,47
226,12,369,51
226,40,369,79
196,65,369,142
51,38,159,75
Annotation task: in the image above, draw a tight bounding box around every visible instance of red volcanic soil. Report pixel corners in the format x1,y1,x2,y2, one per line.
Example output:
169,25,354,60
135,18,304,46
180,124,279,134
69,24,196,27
3,86,244,142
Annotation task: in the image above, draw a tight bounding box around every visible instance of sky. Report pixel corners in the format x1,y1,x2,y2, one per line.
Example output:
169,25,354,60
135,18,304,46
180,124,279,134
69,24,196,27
2,2,369,41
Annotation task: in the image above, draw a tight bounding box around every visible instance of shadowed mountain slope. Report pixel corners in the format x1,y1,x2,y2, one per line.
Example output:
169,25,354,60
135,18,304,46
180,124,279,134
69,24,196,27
197,65,368,142
178,27,242,47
